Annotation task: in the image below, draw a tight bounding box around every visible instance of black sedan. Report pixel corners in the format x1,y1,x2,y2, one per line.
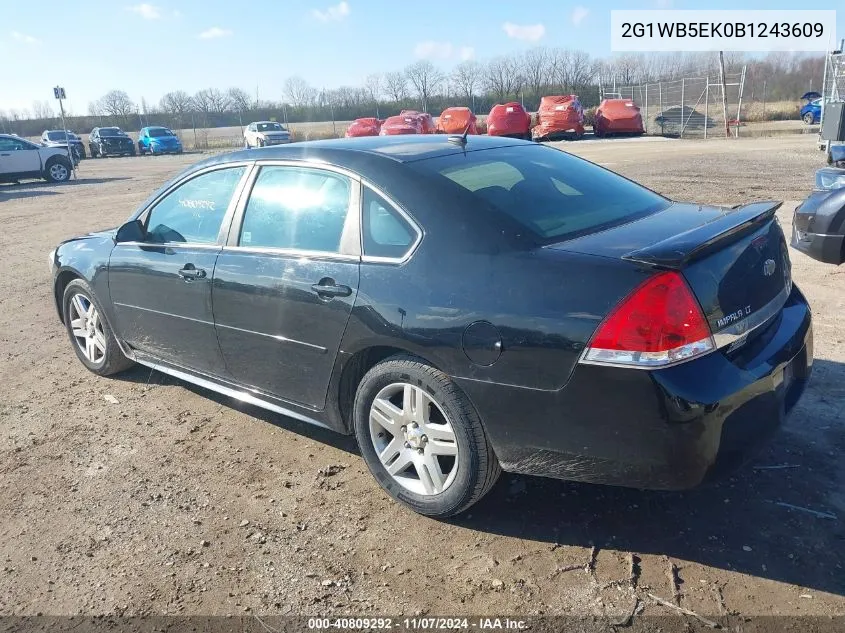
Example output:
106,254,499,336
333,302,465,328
49,135,813,517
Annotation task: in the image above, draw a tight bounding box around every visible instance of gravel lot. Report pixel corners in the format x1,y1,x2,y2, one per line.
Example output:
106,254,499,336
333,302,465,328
1,135,843,623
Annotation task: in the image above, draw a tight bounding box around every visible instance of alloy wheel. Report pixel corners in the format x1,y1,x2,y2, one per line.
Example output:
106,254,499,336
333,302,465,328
50,163,69,181
368,382,459,495
68,293,106,364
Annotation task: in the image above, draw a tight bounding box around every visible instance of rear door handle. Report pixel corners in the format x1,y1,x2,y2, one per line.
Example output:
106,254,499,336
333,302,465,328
311,278,352,298
178,264,207,281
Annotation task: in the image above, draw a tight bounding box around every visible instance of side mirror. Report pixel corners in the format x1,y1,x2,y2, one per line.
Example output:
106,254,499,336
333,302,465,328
115,219,146,243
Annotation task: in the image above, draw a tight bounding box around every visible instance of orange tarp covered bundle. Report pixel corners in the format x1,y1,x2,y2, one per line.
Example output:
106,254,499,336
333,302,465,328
594,99,644,136
345,118,382,137
486,102,531,138
532,95,584,139
380,113,425,135
380,110,435,135
436,107,478,134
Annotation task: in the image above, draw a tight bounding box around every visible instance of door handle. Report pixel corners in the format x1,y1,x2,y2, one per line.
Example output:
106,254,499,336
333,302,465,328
311,278,352,298
0,153,9,157
178,264,207,281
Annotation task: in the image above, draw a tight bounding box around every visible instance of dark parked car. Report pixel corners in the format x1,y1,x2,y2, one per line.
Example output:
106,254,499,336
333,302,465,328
89,127,135,158
48,135,813,517
41,129,86,159
791,166,845,265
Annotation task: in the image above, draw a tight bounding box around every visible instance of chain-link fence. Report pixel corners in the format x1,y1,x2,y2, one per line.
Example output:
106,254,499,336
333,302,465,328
602,71,747,138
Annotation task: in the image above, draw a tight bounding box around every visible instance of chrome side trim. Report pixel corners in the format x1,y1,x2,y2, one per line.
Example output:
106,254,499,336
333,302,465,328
134,358,331,429
712,284,790,349
114,242,222,251
215,322,328,353
220,245,360,262
113,302,215,326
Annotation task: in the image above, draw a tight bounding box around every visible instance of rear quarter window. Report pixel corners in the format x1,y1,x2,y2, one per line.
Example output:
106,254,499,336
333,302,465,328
411,145,669,243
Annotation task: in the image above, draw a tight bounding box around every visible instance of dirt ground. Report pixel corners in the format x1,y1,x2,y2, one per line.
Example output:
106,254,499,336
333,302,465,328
0,135,843,624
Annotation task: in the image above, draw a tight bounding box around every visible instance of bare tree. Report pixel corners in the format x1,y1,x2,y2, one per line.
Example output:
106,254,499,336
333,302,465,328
32,100,54,120
484,56,521,102
159,90,194,129
384,71,408,103
405,60,444,111
522,48,552,99
205,88,230,113
364,73,382,103
450,61,482,104
160,90,194,116
285,76,315,107
96,90,137,124
227,87,252,113
193,88,229,120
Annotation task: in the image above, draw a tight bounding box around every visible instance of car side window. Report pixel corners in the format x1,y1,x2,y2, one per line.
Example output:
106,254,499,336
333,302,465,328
0,138,32,151
361,187,417,259
144,166,247,244
239,166,351,253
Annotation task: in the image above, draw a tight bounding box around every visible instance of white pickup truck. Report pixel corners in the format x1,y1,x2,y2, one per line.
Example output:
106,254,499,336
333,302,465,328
0,133,76,183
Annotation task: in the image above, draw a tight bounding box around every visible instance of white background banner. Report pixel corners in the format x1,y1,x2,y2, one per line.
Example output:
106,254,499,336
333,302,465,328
611,10,837,52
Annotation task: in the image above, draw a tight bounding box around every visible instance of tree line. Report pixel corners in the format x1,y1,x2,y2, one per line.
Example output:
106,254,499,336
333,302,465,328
1,49,825,137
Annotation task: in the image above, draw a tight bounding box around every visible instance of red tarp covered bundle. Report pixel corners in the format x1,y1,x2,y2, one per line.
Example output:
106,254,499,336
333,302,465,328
436,107,478,134
380,110,435,135
486,102,531,138
594,99,644,136
345,117,382,137
532,95,584,139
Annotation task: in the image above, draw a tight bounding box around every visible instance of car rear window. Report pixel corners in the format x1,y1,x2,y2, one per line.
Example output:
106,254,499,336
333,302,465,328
410,145,669,243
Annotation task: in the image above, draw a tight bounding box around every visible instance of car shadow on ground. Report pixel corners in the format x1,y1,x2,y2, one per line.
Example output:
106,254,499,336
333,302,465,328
117,364,360,454
0,188,60,200
117,358,844,597
460,357,845,598
0,177,131,198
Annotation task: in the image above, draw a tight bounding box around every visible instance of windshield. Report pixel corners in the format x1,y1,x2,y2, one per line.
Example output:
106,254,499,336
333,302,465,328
99,128,123,137
257,122,284,132
148,127,174,137
410,145,670,243
46,131,69,141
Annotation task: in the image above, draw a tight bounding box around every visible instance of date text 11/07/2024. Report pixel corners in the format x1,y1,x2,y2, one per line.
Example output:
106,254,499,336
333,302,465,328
306,617,528,630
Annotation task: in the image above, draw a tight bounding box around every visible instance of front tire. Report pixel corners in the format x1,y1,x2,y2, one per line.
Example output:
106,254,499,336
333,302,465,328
62,279,134,376
44,157,71,183
353,354,501,518
803,113,815,125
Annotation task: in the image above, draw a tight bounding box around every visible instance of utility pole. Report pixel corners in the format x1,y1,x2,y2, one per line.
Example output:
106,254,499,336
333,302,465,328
719,51,730,139
53,86,76,179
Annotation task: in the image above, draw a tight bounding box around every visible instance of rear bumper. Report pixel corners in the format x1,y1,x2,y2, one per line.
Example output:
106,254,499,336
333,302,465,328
457,285,813,490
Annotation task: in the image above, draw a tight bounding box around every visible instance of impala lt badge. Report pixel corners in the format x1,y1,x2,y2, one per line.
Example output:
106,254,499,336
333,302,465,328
763,259,777,276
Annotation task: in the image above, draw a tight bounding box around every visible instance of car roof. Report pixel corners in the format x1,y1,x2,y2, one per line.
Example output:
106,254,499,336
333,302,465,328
199,134,531,169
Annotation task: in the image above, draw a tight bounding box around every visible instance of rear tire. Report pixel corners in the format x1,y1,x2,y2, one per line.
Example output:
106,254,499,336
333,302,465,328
62,279,134,376
353,354,501,518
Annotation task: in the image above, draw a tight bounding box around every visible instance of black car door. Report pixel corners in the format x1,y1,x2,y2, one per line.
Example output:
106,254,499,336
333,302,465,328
108,164,251,373
211,163,361,410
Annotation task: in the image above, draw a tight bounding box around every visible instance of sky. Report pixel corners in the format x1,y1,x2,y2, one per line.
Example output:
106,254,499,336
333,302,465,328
1,0,842,114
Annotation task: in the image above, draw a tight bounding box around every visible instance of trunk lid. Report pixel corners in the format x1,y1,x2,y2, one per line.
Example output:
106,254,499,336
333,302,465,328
551,201,792,340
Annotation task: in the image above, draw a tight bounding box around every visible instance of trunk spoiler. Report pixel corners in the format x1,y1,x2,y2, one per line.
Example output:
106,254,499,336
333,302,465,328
622,201,782,268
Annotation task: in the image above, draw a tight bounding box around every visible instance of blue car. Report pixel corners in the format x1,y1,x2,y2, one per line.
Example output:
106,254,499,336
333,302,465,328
800,91,821,125
138,126,183,155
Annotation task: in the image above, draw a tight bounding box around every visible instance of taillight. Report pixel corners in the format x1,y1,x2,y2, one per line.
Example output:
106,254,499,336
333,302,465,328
581,271,714,368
